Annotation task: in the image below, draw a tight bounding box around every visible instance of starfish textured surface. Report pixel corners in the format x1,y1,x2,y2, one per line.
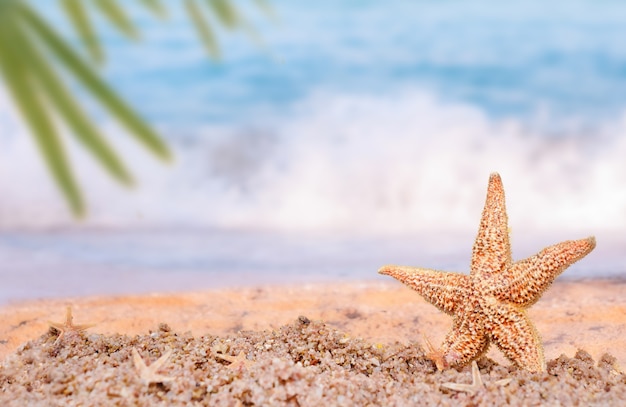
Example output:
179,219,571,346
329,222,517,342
132,348,174,384
48,306,95,345
379,173,596,372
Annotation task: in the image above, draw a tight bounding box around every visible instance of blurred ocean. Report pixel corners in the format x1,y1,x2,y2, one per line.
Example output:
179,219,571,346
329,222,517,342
1,1,625,302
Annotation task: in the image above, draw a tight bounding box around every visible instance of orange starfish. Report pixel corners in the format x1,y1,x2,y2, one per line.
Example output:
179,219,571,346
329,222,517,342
379,173,595,372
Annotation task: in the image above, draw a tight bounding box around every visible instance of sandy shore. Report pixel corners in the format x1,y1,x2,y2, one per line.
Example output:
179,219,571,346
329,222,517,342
1,279,625,365
1,279,625,405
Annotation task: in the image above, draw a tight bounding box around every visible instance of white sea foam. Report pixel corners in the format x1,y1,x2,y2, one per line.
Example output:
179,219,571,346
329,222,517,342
1,89,625,238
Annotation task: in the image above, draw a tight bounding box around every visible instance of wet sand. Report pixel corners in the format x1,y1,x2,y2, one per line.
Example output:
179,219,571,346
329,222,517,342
1,279,625,405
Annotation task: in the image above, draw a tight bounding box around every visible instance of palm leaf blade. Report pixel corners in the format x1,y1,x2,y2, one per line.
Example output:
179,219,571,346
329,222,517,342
93,0,140,39
13,17,134,185
0,20,84,215
206,0,240,29
17,3,171,160
253,0,277,20
0,0,275,216
185,0,220,59
61,0,104,63
206,0,264,48
139,0,167,18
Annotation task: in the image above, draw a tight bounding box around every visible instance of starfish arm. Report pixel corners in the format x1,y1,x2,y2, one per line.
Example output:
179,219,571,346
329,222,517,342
442,361,511,393
436,316,490,370
132,348,148,371
48,306,95,344
378,265,472,315
132,348,174,384
484,302,545,372
441,361,484,393
488,237,596,307
47,321,65,332
149,349,173,371
471,173,512,277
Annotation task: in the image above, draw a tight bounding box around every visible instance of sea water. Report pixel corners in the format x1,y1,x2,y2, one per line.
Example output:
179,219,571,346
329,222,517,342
1,1,625,302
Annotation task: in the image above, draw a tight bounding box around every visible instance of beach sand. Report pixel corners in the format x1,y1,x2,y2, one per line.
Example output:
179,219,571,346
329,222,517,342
1,279,625,405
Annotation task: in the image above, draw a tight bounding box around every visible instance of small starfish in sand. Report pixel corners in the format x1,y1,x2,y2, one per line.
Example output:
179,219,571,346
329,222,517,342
441,361,512,394
48,306,95,344
379,173,596,372
214,349,255,372
132,348,174,384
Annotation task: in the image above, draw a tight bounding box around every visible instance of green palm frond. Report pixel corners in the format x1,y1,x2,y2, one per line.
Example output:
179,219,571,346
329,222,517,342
186,0,272,60
13,10,134,186
61,0,270,63
0,0,272,215
93,0,140,40
206,0,241,29
18,4,171,159
186,0,221,59
62,0,103,63
0,13,84,214
253,0,276,20
138,0,166,18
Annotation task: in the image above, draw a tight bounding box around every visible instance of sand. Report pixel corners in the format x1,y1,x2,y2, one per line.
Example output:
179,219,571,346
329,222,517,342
0,279,625,405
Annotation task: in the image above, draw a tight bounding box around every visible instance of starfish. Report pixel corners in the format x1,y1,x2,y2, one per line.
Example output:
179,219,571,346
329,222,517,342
378,173,595,372
213,349,255,372
441,361,512,394
48,306,95,344
132,347,174,384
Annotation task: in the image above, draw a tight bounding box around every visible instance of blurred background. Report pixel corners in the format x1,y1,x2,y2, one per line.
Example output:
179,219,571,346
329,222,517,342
1,0,625,302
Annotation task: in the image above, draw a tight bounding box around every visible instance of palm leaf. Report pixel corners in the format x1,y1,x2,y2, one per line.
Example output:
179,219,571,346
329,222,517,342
253,0,277,21
195,0,267,58
17,2,171,160
13,14,134,186
0,18,84,215
185,0,221,59
93,0,140,39
0,0,274,215
206,0,241,29
139,0,167,18
61,0,103,63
